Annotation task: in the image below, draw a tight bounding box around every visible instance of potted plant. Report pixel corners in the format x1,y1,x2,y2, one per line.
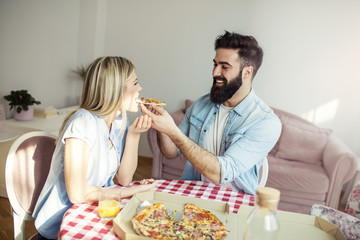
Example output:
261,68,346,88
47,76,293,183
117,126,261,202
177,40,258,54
73,64,88,80
3,90,41,121
73,64,88,104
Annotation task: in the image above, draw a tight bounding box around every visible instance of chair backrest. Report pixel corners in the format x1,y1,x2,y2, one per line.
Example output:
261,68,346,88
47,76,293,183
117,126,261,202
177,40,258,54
258,157,269,188
5,131,56,217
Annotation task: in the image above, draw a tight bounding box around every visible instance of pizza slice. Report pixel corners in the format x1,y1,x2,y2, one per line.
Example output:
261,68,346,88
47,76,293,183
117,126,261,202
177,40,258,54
136,97,166,106
131,202,177,239
179,203,229,240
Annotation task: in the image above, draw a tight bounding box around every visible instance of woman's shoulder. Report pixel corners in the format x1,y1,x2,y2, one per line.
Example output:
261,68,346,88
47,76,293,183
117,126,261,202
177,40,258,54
65,109,105,131
61,109,106,144
70,108,98,122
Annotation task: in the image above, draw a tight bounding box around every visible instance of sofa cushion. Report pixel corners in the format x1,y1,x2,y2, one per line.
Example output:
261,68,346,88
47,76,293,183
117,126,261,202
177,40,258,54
275,124,330,165
266,156,329,194
268,142,279,156
161,155,187,180
172,110,185,126
182,99,194,113
271,107,331,165
185,99,193,109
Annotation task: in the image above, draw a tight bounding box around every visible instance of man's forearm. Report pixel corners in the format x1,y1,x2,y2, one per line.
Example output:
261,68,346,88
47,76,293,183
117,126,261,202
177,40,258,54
157,131,178,158
167,127,221,184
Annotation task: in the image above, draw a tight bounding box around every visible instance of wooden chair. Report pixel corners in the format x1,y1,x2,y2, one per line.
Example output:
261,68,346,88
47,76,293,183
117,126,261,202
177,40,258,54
5,131,56,240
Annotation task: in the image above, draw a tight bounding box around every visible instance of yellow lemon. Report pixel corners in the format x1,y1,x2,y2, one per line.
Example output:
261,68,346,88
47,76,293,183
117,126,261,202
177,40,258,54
98,200,120,218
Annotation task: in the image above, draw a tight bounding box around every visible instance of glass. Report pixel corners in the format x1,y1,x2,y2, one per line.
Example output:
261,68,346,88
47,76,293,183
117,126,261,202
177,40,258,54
98,189,120,219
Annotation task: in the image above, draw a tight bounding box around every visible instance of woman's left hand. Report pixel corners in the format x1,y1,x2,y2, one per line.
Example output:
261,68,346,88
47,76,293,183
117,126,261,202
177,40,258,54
138,179,158,191
139,178,157,185
129,115,152,134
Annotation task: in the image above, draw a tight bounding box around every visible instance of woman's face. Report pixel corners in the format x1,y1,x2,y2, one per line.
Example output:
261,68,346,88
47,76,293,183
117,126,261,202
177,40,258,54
123,72,142,112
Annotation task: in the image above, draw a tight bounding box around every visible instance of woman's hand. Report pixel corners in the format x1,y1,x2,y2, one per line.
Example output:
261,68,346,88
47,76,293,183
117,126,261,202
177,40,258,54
139,178,157,185
128,114,152,134
139,178,158,191
117,179,158,198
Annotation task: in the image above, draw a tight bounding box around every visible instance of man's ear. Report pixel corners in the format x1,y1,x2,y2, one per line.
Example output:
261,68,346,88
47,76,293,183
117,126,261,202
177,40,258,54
242,66,254,81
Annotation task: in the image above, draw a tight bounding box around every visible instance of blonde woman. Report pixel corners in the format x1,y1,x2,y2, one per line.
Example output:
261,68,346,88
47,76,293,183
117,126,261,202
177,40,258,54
33,57,157,239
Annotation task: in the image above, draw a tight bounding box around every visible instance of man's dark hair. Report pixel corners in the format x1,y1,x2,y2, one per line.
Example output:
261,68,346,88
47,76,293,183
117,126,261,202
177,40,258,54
214,31,263,79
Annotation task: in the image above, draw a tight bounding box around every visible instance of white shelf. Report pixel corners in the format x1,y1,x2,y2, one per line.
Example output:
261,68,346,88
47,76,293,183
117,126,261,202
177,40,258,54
5,105,78,136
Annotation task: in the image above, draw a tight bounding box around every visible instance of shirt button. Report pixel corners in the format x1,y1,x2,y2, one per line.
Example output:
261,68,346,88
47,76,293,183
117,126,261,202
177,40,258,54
214,112,216,114
204,130,207,132
225,178,228,180
228,120,231,124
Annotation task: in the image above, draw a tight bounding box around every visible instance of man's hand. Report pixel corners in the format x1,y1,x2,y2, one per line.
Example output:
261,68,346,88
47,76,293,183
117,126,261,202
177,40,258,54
140,104,178,136
140,103,179,158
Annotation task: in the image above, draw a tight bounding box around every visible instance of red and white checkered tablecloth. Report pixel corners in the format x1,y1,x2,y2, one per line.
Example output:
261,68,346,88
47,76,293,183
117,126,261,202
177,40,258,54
59,180,255,240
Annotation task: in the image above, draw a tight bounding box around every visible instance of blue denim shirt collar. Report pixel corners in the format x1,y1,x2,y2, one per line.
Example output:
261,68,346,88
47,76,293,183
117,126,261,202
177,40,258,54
232,88,254,116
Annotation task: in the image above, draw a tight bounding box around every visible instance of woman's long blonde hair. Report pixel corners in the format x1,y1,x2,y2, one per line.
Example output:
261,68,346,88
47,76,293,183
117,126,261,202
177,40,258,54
58,56,135,140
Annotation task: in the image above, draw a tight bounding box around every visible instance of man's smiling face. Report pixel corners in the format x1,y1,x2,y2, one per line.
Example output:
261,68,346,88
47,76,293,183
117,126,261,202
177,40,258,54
210,48,243,104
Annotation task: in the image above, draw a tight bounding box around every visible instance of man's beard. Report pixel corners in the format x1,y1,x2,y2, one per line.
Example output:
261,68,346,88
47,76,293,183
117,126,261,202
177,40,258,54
210,70,243,104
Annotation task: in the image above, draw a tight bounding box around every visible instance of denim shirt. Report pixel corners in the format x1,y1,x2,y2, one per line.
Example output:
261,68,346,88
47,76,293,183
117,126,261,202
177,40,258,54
179,90,281,195
32,109,128,239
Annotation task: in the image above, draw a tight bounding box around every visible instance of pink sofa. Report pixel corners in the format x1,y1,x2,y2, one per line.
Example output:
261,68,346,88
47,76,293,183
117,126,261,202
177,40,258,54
148,100,358,214
267,108,357,213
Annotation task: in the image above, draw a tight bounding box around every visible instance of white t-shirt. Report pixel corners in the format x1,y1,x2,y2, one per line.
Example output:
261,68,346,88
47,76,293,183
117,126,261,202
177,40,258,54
202,104,234,188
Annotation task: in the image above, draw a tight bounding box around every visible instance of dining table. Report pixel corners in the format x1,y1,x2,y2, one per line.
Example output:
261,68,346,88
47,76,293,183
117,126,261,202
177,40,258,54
59,179,255,240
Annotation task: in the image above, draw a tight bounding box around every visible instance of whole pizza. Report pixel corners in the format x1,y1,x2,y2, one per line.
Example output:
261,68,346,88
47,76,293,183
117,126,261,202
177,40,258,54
131,202,229,239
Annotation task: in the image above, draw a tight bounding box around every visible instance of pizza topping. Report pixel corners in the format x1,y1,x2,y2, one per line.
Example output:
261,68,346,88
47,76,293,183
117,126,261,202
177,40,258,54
136,97,166,106
193,229,203,237
131,203,228,240
153,210,166,219
148,230,160,236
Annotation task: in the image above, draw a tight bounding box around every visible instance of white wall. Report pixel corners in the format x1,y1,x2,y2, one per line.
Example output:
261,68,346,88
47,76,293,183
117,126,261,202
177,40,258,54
1,0,359,157
246,0,360,158
0,1,83,110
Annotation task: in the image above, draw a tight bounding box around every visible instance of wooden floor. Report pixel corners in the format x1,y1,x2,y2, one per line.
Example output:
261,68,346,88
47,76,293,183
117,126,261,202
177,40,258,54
0,156,153,240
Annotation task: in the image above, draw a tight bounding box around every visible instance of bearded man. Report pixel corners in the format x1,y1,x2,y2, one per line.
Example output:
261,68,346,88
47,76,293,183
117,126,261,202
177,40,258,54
141,31,282,194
